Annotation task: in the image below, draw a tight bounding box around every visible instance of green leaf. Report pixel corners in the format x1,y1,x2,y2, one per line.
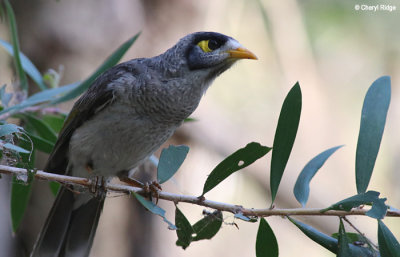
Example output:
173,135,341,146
202,142,271,196
294,145,343,207
288,217,375,256
4,0,28,91
0,82,78,116
321,191,387,219
378,220,400,257
18,113,57,143
356,76,391,194
270,83,302,205
0,123,23,137
51,32,141,105
49,181,60,196
332,232,366,244
175,206,194,249
10,139,34,232
133,192,176,230
256,218,278,257
42,114,66,133
3,142,30,154
192,210,222,241
157,145,189,184
338,218,352,257
0,39,47,90
26,133,54,154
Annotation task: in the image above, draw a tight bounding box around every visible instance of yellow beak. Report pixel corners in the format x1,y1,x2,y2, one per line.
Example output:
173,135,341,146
226,47,258,60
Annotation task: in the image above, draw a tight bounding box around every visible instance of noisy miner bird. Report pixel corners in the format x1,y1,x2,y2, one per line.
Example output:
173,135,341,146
30,31,257,257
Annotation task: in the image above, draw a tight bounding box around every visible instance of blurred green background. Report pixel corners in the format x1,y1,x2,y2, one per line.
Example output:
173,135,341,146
0,0,399,256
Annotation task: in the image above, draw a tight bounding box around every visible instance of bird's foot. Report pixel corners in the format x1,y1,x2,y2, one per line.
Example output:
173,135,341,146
143,181,162,204
119,176,162,203
89,176,107,198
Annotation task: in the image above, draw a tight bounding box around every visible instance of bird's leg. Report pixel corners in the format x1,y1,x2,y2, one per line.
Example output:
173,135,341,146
118,176,145,188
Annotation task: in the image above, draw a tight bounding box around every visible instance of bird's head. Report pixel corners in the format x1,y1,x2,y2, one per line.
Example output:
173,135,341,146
161,32,257,79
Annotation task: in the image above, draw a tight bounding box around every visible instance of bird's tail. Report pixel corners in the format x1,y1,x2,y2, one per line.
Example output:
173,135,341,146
30,187,105,257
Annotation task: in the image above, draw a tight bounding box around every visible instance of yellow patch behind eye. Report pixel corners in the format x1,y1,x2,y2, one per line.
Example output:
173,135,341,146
197,40,212,53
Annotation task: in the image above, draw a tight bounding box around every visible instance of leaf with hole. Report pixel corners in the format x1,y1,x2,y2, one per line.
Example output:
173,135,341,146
356,76,391,194
270,83,302,205
321,191,387,219
256,218,278,257
202,142,271,196
157,145,189,184
294,145,343,207
192,210,222,241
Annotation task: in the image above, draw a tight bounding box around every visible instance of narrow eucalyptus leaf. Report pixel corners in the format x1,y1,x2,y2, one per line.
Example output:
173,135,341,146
3,143,30,154
256,218,278,257
356,76,391,194
26,133,54,154
18,113,57,143
288,217,375,256
0,82,78,116
10,140,34,232
338,219,352,257
294,145,343,207
42,114,66,133
0,39,47,90
4,1,28,91
378,220,400,257
51,33,141,105
271,83,302,205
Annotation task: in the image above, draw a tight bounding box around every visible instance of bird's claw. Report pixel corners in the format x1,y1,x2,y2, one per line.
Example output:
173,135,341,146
143,181,162,204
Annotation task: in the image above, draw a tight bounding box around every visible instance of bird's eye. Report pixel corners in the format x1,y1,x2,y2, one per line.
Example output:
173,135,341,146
197,39,221,53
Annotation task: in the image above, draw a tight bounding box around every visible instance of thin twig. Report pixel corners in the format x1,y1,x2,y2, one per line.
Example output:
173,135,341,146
343,216,379,250
0,164,400,218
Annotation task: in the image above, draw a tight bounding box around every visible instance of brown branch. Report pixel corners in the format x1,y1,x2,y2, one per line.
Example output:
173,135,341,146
1,164,399,218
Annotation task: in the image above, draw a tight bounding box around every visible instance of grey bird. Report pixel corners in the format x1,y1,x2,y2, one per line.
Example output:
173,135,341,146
30,31,257,257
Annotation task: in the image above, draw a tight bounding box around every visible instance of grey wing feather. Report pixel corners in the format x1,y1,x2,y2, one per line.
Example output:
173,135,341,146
44,62,137,174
